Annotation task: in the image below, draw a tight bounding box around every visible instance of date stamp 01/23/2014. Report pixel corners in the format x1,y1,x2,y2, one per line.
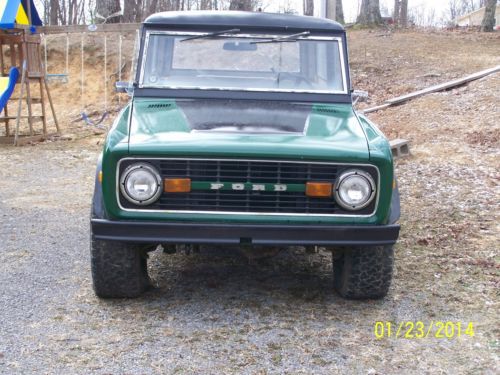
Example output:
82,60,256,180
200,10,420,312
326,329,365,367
374,321,475,339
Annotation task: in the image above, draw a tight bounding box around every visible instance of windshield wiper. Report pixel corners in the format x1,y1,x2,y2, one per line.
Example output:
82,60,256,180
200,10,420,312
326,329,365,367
181,28,241,42
251,31,310,44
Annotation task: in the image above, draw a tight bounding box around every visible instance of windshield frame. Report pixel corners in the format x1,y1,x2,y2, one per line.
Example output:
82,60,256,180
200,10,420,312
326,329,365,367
138,30,348,95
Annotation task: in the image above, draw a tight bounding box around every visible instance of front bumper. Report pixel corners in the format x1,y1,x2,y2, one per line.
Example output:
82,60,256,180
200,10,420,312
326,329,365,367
91,219,400,246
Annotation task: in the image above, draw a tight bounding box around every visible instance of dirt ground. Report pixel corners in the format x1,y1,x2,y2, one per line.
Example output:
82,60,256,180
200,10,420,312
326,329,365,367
0,29,499,374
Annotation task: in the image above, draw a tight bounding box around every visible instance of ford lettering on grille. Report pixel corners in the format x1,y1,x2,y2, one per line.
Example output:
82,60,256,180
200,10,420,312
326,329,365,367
209,183,287,192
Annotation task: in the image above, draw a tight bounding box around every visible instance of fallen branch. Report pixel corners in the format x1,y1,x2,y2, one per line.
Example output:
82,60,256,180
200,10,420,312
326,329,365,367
363,65,500,114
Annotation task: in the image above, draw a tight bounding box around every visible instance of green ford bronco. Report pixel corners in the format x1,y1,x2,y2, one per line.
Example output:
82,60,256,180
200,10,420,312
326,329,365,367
90,11,400,299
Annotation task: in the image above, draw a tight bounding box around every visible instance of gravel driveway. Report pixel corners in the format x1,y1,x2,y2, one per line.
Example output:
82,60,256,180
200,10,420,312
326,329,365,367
1,28,498,374
0,130,497,374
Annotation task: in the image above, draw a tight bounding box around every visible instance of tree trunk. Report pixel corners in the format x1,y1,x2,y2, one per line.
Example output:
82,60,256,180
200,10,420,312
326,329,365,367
393,0,400,23
336,0,345,24
399,0,408,27
200,0,213,10
147,0,158,18
49,0,59,25
326,0,336,21
123,0,143,22
303,0,314,16
95,0,122,23
229,0,253,11
68,0,74,25
60,0,67,24
72,0,80,24
481,0,497,31
357,0,382,25
42,0,49,24
67,0,81,25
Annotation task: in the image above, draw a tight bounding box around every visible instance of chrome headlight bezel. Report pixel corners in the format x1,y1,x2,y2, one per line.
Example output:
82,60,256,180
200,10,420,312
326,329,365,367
334,169,376,211
119,163,162,206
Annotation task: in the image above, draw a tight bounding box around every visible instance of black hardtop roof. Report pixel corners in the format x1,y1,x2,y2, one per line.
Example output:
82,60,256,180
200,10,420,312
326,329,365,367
144,11,344,33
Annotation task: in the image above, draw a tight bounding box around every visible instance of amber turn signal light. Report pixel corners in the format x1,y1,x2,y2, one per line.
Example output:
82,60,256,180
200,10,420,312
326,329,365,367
164,178,191,193
306,182,333,198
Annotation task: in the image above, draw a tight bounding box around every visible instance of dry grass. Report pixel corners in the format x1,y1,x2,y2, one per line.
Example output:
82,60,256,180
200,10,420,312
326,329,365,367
349,29,500,108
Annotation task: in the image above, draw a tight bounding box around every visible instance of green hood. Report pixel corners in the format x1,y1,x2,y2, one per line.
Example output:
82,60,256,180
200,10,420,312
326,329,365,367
127,99,369,162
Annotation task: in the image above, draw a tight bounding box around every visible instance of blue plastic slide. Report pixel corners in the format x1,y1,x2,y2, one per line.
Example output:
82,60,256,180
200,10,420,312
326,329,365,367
0,67,19,112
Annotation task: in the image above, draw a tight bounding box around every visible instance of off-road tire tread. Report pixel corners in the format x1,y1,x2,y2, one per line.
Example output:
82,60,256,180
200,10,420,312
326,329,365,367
91,238,150,298
334,245,394,300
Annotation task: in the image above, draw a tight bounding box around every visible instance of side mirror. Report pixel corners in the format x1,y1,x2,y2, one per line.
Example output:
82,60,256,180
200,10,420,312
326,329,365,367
115,81,133,96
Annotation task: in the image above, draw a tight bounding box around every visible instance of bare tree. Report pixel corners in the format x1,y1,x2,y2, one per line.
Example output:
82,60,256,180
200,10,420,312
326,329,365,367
95,0,122,23
303,0,314,16
393,0,400,21
326,0,336,20
49,0,59,25
448,0,461,20
68,0,74,24
200,0,214,10
481,0,498,31
461,0,477,13
123,0,143,22
445,0,480,23
399,0,408,26
42,0,49,24
229,0,253,11
393,0,408,26
357,0,382,25
148,0,159,15
336,0,345,24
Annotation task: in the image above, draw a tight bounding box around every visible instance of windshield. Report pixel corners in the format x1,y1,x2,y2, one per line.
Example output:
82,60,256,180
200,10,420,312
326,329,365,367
140,32,346,94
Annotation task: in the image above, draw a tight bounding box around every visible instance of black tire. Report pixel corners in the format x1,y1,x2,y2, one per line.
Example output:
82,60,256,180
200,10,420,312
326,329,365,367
90,238,151,298
333,245,394,300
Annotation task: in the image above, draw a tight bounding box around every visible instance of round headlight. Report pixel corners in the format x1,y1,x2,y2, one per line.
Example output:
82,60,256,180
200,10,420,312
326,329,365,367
120,163,162,205
335,169,376,211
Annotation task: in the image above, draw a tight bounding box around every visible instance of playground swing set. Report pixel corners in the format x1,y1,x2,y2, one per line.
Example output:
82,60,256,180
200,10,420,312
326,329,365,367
42,31,110,128
43,33,69,83
42,27,139,129
77,30,139,129
0,0,59,146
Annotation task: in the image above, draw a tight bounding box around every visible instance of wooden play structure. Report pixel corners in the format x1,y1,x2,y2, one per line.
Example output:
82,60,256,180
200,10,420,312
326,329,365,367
0,0,58,145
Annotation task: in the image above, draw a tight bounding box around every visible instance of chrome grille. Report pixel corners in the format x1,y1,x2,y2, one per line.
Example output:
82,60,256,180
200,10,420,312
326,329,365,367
118,158,378,215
